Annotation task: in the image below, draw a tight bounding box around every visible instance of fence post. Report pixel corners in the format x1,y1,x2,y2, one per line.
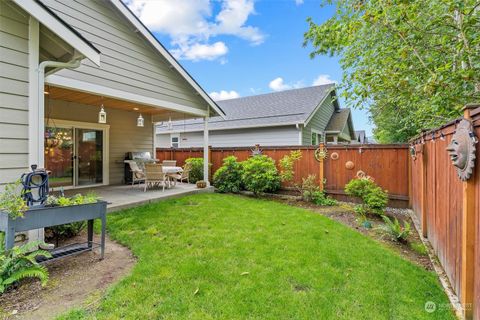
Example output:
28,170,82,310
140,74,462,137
319,143,325,191
461,105,476,319
420,142,428,238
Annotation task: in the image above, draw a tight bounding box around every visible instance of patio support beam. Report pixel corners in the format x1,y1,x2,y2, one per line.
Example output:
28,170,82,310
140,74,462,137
203,113,209,185
28,16,40,167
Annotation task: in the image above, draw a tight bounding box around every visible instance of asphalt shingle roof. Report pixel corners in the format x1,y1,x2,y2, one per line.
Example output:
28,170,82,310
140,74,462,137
157,84,336,133
325,108,351,132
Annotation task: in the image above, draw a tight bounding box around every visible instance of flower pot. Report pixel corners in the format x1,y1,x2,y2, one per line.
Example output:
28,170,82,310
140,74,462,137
196,180,207,188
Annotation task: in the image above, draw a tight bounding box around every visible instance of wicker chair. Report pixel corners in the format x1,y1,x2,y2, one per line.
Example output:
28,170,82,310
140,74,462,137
162,160,177,167
144,164,168,192
125,160,145,187
168,162,192,184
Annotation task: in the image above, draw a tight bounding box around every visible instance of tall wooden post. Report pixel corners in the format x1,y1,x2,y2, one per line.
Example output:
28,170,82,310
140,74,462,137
461,105,477,319
420,142,428,238
319,143,325,191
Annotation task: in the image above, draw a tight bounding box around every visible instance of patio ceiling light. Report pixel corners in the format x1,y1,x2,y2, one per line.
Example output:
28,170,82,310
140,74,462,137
137,114,144,127
98,104,107,124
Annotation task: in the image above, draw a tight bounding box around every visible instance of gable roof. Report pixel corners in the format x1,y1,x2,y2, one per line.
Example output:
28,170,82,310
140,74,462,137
13,0,101,65
109,0,224,118
326,108,356,140
157,84,336,133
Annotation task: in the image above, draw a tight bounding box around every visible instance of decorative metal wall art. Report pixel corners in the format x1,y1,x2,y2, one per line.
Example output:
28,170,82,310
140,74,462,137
330,152,339,160
356,170,366,178
314,146,328,161
446,119,477,181
345,161,354,170
251,144,263,156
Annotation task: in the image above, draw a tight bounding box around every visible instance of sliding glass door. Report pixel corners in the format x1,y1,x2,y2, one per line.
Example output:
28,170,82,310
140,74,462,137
45,125,106,188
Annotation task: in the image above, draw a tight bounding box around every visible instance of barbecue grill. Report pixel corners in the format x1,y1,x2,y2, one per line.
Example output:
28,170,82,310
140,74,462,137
124,151,156,184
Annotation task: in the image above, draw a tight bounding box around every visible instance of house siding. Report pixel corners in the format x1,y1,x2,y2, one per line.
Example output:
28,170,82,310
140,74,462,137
41,0,208,113
0,1,30,185
157,126,301,148
47,99,153,184
302,95,335,145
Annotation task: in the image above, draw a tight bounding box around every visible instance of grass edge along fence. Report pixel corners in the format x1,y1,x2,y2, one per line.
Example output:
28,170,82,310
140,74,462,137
157,144,410,208
409,104,480,320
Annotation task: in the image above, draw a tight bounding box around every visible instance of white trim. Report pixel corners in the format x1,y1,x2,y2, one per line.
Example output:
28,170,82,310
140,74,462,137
45,119,110,187
109,0,225,119
298,127,302,145
28,16,40,168
152,122,158,159
311,128,322,146
157,122,301,134
304,88,335,126
13,0,100,66
45,75,209,117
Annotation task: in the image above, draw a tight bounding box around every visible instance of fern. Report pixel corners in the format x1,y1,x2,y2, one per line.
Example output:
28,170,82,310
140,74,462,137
0,238,52,293
380,215,411,243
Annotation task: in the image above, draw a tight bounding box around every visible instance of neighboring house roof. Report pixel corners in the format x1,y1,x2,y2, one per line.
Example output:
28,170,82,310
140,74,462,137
325,108,356,140
157,84,337,133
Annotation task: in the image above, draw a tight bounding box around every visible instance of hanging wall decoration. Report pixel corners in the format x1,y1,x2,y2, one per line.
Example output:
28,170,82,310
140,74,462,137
446,119,477,181
98,104,107,124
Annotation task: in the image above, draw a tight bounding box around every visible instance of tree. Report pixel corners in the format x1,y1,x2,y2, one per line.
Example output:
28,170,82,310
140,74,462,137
304,0,480,142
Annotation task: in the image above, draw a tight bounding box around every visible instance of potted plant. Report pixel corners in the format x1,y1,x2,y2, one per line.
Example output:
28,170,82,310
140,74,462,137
196,180,207,188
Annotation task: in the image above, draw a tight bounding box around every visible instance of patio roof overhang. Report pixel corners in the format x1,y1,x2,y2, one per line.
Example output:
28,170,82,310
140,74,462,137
45,75,209,122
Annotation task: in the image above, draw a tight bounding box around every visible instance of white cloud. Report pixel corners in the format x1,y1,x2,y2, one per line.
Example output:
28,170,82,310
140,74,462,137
268,77,304,92
126,0,265,61
295,0,304,5
312,74,336,86
171,42,228,61
209,90,240,101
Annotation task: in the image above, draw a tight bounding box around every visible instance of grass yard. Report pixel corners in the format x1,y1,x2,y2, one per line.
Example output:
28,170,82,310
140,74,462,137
60,194,454,319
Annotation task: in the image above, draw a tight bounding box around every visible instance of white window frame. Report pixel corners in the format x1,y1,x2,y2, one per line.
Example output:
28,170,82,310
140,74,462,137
311,129,323,145
170,133,180,148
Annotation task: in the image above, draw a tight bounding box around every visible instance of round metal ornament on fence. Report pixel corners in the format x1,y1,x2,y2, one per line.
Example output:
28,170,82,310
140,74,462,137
314,146,328,161
330,152,339,160
345,161,355,170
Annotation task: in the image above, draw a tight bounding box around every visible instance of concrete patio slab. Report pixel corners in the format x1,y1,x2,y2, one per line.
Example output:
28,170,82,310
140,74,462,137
64,183,213,213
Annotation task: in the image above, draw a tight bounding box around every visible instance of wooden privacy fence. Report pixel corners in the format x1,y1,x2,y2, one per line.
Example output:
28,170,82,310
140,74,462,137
157,144,410,206
410,105,480,319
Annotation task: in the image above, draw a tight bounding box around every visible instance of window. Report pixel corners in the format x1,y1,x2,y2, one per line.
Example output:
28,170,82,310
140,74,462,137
170,134,180,148
311,130,322,145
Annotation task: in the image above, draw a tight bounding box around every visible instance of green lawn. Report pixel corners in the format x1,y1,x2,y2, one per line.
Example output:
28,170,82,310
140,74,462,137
60,194,454,319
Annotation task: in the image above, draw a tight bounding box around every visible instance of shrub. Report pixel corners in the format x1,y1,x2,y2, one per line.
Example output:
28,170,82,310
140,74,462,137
0,233,52,293
299,175,337,206
279,150,302,186
0,180,28,219
301,174,320,202
345,177,388,215
185,158,209,183
45,193,99,207
241,155,280,195
213,156,243,193
380,215,411,243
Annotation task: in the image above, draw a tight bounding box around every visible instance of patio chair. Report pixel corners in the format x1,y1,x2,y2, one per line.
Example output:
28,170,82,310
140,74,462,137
162,160,177,167
144,164,168,192
126,160,145,187
168,162,191,184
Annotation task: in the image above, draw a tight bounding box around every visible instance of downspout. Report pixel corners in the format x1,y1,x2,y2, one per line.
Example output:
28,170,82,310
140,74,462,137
29,57,82,248
37,58,82,167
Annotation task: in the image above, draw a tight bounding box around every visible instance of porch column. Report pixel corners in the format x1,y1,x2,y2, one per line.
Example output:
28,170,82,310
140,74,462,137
203,115,209,185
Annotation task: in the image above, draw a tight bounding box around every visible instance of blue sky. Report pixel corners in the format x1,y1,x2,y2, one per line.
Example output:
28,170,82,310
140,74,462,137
127,0,372,136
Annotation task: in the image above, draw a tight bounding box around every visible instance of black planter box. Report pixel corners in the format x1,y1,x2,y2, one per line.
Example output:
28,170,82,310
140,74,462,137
0,201,107,260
